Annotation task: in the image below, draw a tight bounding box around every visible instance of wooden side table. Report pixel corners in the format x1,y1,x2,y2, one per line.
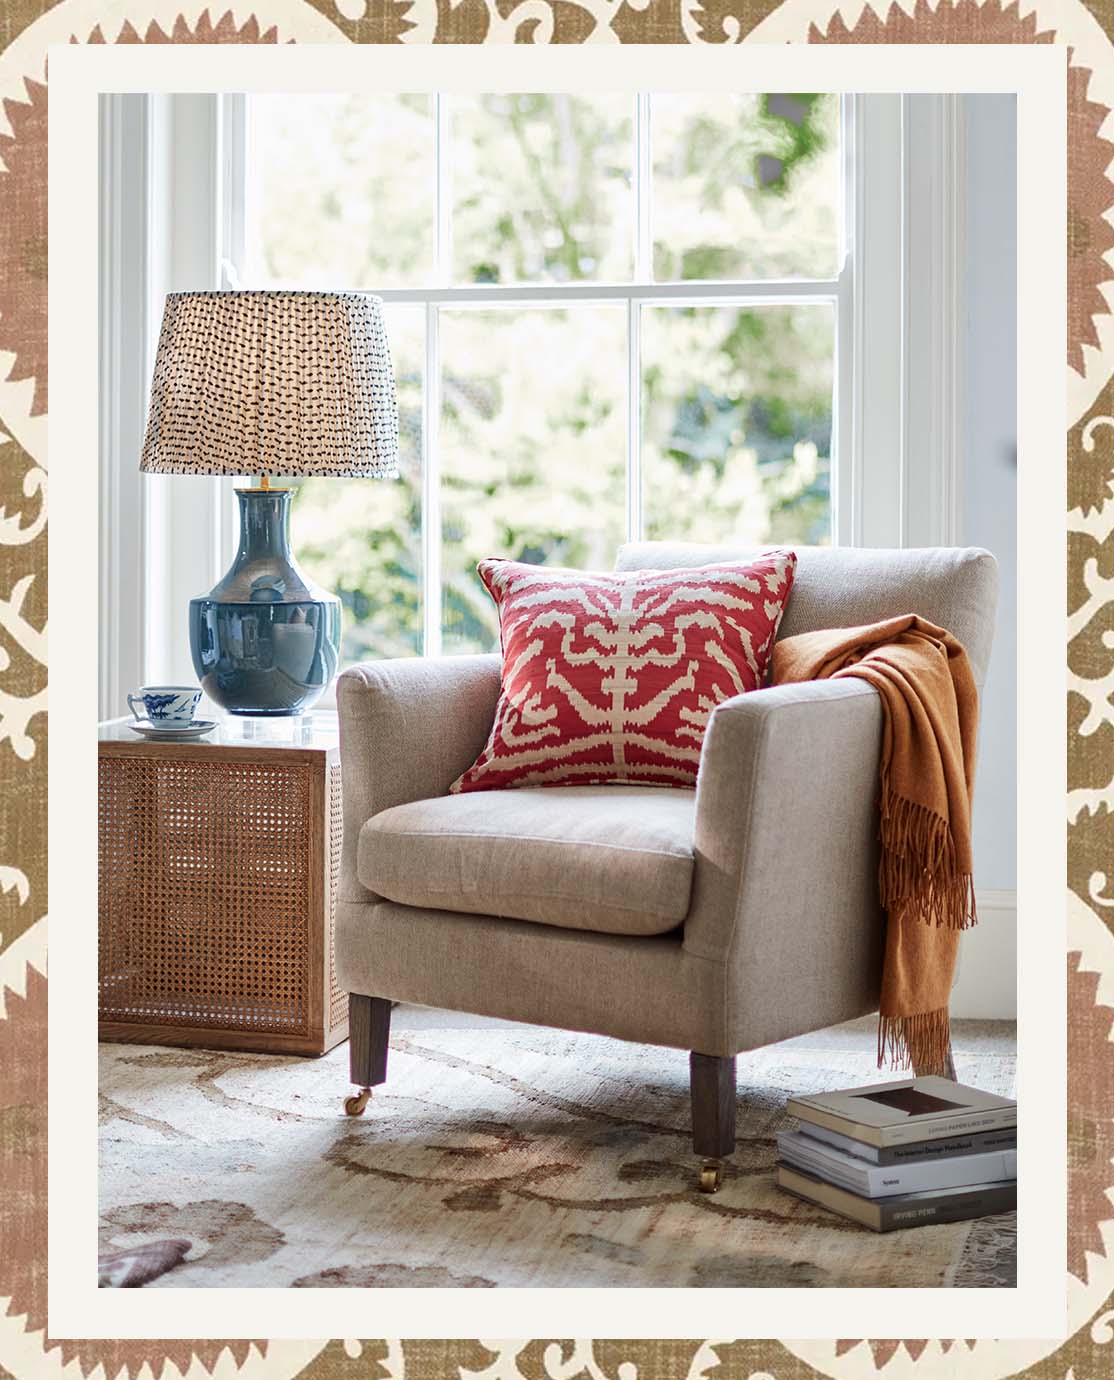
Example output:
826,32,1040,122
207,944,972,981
98,713,347,1056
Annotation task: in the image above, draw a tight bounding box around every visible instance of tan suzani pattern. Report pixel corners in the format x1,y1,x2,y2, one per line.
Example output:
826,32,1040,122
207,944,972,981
86,10,285,41
0,0,1108,1375
834,1339,977,1369
1067,953,1114,1283
0,78,46,418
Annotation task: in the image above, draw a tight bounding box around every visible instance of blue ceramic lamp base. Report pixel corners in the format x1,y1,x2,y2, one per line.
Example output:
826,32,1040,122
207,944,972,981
189,488,340,717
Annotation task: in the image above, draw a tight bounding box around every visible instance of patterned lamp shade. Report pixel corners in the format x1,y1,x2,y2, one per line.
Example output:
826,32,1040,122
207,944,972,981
140,290,400,478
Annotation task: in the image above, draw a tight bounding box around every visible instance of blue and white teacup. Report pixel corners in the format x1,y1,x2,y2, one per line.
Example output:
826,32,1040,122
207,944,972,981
127,685,202,724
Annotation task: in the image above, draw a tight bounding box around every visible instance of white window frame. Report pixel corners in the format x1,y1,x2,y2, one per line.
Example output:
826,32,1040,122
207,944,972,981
99,89,964,714
229,92,854,658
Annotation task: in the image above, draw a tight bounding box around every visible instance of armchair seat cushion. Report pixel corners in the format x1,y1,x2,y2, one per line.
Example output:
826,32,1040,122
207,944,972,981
358,785,695,937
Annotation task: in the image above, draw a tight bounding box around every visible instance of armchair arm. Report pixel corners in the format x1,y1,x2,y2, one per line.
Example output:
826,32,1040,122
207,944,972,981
336,655,501,901
686,678,887,1050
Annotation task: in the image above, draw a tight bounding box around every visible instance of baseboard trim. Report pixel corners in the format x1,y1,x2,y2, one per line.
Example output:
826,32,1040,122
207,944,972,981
951,888,1016,1020
975,888,1016,911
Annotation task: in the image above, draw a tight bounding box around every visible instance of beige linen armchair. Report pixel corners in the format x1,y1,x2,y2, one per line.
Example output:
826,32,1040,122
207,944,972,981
335,543,998,1190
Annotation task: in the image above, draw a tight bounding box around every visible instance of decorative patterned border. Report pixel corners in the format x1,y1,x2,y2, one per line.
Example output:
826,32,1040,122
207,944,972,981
0,2,1107,1375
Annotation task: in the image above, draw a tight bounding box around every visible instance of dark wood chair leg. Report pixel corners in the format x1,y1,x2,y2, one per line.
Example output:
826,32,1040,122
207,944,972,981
690,1052,736,1191
343,994,392,1116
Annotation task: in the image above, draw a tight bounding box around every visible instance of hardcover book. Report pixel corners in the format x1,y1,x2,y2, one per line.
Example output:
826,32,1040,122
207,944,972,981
777,1164,1017,1232
786,1076,1016,1148
776,1128,1016,1198
798,1119,1017,1165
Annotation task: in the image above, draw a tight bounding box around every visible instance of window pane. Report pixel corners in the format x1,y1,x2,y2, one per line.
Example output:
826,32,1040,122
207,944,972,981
451,95,633,285
641,304,833,545
288,306,423,663
247,94,435,288
651,94,840,281
440,308,627,654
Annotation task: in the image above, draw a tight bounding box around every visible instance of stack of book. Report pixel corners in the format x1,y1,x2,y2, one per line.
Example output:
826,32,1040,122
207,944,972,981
776,1075,1016,1232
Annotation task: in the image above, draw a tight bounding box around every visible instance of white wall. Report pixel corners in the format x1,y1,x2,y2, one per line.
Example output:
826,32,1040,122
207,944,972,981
952,94,1017,1020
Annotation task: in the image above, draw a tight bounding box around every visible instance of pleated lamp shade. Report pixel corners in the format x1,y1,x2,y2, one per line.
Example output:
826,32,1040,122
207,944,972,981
140,290,400,478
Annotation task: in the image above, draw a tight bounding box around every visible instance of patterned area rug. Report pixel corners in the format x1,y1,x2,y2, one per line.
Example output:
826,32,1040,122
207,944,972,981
98,1013,1016,1289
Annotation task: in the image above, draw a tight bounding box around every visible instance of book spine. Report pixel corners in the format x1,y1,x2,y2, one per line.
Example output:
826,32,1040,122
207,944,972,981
778,1137,1016,1197
880,1129,1017,1164
785,1103,886,1148
878,1183,1016,1231
864,1150,1015,1196
785,1102,1017,1149
799,1122,1017,1165
879,1108,1017,1147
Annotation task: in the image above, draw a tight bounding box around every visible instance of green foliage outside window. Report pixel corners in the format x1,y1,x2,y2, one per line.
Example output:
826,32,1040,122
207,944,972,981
248,92,839,662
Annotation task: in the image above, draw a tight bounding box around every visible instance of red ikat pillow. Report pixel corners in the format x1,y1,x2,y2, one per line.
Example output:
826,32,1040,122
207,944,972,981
450,551,797,793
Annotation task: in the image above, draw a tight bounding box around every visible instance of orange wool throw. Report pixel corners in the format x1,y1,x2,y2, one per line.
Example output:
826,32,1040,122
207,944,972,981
771,615,980,1076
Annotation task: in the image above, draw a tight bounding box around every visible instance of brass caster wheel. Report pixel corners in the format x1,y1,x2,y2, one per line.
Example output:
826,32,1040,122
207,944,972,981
344,1088,372,1117
698,1159,724,1194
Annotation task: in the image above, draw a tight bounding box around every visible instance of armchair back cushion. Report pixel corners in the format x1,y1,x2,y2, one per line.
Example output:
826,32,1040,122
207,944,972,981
616,543,998,687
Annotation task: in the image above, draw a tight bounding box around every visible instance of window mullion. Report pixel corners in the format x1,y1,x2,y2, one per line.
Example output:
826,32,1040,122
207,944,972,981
834,91,859,548
422,301,442,657
627,298,643,544
324,280,842,306
422,93,451,658
630,94,650,546
435,94,451,285
635,93,652,281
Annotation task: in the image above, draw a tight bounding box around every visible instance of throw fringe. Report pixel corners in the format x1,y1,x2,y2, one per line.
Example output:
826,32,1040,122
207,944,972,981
878,1006,953,1074
878,788,977,931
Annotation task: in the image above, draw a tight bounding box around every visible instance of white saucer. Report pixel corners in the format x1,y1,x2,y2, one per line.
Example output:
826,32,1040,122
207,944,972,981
128,718,217,740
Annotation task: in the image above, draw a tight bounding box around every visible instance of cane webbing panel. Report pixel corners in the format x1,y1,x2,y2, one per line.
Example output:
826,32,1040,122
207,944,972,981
99,753,316,1035
326,761,347,1035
